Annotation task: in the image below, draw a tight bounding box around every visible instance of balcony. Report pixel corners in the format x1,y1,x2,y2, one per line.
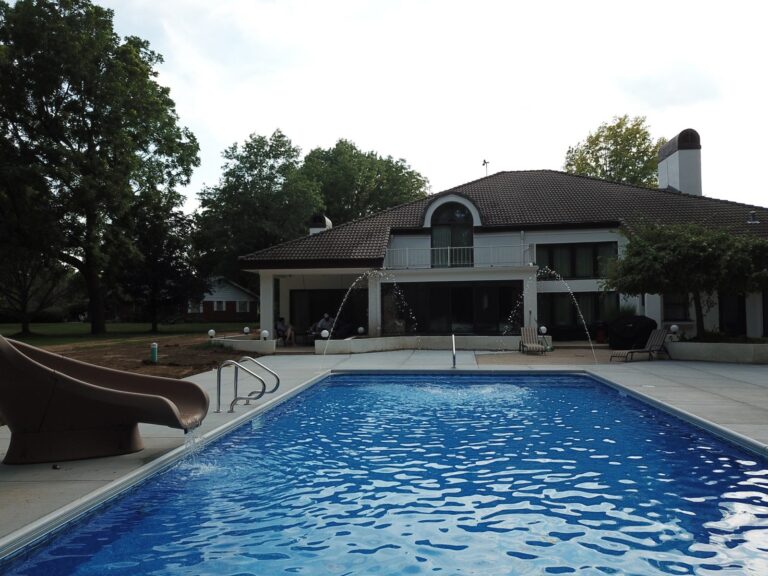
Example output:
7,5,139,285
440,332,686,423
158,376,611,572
384,245,527,269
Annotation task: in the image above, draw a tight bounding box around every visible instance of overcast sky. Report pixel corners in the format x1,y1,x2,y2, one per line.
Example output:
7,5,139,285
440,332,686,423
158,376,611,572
98,0,767,212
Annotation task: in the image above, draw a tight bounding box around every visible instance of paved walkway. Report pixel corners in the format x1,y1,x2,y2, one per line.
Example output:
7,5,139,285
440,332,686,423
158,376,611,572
1,350,767,558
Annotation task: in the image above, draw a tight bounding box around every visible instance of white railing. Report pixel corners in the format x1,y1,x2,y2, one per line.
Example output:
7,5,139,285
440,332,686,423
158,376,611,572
384,245,527,269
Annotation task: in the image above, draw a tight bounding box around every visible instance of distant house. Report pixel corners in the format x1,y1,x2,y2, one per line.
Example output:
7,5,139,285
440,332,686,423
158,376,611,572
188,277,259,322
241,129,768,341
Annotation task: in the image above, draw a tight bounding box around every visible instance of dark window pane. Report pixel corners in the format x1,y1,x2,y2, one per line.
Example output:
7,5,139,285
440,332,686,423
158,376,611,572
574,246,593,278
663,293,690,321
553,247,571,276
597,243,617,277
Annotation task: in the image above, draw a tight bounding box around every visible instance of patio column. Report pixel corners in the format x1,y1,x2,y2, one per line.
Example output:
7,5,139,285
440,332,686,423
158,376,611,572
259,271,274,338
368,273,381,336
524,271,538,328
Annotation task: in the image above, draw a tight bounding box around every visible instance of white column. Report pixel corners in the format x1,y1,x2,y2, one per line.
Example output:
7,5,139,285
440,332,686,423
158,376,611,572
259,271,274,338
368,274,382,336
644,294,662,326
746,292,763,338
523,270,538,327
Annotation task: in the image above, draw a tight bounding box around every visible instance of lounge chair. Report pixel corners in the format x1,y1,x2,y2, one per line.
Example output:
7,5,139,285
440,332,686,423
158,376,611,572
0,336,209,464
609,328,669,362
520,326,546,355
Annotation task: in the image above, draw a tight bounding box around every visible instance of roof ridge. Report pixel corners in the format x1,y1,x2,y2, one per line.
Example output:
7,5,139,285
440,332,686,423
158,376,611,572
510,169,767,211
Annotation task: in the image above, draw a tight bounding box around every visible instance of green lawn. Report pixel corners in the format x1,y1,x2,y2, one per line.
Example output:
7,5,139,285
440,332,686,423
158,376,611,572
0,322,254,346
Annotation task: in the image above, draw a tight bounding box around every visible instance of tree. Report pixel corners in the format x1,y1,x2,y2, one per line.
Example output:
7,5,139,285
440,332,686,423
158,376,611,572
299,139,429,225
121,188,203,333
0,249,72,333
0,0,199,334
195,130,322,280
564,115,666,187
603,224,768,337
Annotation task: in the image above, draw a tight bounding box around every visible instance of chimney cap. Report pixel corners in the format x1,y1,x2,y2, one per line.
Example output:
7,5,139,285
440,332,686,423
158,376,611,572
659,128,701,161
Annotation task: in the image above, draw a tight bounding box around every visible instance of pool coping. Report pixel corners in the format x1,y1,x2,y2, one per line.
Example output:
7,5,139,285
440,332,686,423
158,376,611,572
2,365,767,563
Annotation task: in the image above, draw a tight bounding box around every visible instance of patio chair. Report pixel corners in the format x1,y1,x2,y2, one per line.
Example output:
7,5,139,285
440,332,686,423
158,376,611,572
0,335,209,464
609,328,669,362
520,326,546,355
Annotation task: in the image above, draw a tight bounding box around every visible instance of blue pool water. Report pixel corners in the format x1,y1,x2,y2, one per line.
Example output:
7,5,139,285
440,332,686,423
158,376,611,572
4,373,768,575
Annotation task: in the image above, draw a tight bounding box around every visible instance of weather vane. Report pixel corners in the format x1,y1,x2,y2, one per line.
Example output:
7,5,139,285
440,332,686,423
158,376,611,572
482,159,489,176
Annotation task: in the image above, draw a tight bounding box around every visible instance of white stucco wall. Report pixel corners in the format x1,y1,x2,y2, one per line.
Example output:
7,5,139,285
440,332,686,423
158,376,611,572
658,149,702,196
746,292,763,338
389,234,430,251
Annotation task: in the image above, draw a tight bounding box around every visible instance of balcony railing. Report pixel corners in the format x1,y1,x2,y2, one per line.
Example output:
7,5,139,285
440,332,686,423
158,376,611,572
384,245,526,269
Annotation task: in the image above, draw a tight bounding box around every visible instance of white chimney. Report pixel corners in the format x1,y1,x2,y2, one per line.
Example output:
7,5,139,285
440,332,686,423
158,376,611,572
658,128,702,195
309,214,332,235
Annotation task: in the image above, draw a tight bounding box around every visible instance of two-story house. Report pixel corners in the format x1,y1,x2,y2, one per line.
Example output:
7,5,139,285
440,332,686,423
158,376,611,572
241,130,768,343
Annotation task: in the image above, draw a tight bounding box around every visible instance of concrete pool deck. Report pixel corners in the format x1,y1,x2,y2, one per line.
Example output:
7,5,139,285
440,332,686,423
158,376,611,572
1,350,767,558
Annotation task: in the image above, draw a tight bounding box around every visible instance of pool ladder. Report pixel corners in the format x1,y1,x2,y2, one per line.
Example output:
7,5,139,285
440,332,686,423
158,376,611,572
214,356,280,413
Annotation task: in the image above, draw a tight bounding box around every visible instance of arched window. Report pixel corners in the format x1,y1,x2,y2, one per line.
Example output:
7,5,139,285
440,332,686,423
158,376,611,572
431,202,474,267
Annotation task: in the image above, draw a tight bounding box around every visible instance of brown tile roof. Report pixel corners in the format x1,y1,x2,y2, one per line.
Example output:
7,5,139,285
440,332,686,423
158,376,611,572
241,170,768,269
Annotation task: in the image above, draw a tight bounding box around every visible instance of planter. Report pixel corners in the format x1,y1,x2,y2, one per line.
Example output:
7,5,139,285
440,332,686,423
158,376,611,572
212,335,276,355
667,341,768,364
315,335,521,355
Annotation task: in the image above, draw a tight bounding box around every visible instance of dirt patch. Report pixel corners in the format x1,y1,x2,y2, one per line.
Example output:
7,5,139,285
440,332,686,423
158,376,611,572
44,333,248,379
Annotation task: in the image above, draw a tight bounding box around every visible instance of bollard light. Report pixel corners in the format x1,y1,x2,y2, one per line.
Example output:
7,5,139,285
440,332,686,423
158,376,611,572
243,326,250,335
150,342,158,363
321,329,329,339
260,329,269,340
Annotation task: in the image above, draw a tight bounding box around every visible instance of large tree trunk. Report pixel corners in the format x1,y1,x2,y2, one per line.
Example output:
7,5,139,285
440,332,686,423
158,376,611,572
150,297,159,333
88,279,107,335
692,292,705,338
19,318,31,336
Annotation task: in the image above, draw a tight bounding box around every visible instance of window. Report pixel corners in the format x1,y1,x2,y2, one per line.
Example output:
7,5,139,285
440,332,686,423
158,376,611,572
214,300,225,312
537,291,619,340
431,203,474,267
236,301,249,313
663,293,690,321
536,242,618,279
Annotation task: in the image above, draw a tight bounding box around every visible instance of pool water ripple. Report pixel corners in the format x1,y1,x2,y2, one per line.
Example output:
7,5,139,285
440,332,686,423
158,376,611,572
4,373,768,575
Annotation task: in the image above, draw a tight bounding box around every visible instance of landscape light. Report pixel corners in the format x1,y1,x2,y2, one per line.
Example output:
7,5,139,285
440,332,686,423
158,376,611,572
260,330,269,340
243,327,250,335
539,326,548,335
321,329,330,339
207,329,215,339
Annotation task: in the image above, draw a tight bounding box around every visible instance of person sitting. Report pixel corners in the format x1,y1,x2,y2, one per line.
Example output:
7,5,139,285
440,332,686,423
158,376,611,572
310,313,335,339
275,317,295,345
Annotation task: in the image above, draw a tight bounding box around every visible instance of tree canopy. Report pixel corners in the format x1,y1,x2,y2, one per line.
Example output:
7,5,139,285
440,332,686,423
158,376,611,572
195,130,323,280
0,0,199,333
603,223,768,336
564,115,666,188
300,139,429,225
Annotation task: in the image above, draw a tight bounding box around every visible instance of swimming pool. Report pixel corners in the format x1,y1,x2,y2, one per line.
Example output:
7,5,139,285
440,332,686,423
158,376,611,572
3,372,768,575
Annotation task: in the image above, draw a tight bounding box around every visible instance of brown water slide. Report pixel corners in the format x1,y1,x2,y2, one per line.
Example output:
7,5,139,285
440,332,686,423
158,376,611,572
0,336,209,464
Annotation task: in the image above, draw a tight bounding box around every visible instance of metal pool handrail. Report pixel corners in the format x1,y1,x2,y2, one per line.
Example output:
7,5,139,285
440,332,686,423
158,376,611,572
238,356,280,394
452,334,456,369
215,360,267,413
